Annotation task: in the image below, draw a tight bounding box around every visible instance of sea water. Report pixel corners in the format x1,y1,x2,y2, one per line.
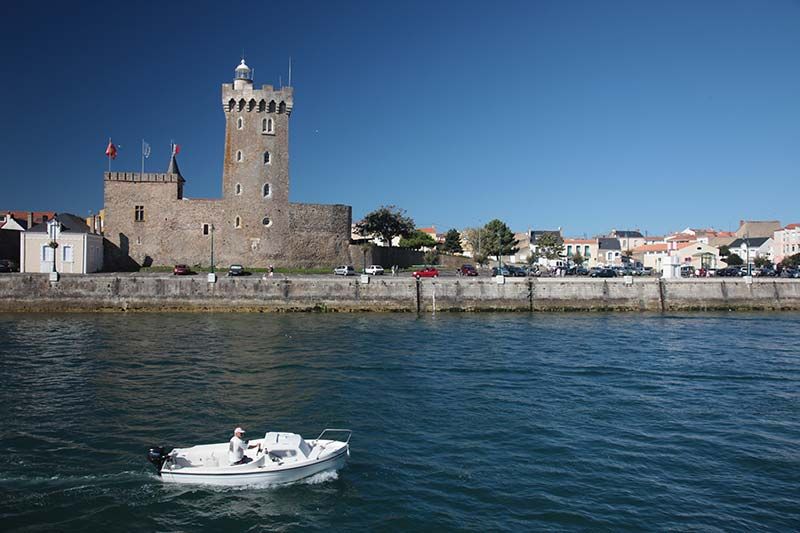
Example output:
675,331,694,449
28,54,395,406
1,312,799,531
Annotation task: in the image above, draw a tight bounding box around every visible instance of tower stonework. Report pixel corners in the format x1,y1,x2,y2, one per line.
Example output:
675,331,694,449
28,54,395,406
103,60,352,270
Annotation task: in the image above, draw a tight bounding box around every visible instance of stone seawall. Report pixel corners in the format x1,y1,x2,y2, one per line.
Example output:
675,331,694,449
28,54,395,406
1,275,800,312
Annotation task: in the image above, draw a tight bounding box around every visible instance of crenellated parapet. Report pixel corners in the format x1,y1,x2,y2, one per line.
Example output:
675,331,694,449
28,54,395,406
221,84,294,115
104,172,185,183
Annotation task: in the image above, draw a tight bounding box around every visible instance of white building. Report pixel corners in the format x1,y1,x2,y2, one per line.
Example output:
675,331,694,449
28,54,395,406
20,214,103,274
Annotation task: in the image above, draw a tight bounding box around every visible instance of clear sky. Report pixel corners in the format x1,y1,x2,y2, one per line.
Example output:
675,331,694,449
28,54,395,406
2,0,799,236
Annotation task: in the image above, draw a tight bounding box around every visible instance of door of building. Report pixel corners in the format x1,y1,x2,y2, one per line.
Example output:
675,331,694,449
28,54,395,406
40,244,54,273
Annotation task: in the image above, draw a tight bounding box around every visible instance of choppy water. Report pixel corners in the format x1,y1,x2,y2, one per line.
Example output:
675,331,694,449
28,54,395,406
1,312,799,531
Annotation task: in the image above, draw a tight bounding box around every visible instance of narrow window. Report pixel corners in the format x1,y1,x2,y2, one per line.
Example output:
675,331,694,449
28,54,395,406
136,236,141,245
202,223,209,236
134,205,144,222
235,216,241,229
262,183,271,198
262,118,267,133
235,183,242,195
237,117,243,129
236,150,242,162
263,151,270,165
267,118,274,133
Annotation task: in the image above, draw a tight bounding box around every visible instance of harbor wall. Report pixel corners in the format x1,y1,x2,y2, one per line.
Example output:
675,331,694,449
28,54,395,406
1,275,800,312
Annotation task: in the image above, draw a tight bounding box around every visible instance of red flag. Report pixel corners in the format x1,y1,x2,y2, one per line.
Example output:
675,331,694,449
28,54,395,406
172,143,181,155
105,140,118,160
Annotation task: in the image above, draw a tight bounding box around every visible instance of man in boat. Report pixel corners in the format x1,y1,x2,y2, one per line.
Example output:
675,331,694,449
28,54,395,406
229,427,259,465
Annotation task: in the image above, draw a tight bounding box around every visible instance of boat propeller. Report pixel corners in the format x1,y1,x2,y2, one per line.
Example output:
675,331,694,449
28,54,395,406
146,446,171,475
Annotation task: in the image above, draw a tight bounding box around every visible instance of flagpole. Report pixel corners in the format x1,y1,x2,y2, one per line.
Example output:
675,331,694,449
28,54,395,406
108,137,112,173
141,139,145,176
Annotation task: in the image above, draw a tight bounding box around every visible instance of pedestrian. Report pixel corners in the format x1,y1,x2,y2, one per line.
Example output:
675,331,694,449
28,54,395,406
268,264,274,277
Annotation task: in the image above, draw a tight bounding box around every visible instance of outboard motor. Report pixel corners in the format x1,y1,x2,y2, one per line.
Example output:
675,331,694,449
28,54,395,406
147,446,170,475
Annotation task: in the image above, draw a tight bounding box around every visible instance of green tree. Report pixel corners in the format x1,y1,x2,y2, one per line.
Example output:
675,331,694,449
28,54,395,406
754,256,772,268
535,232,564,260
462,227,489,257
355,205,414,248
442,229,463,254
572,250,585,266
399,230,437,250
718,245,731,257
780,253,800,268
483,219,519,258
724,253,743,266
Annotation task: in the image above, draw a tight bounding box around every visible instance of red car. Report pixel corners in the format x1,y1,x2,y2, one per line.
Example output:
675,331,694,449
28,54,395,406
413,267,439,279
173,264,191,275
457,264,478,276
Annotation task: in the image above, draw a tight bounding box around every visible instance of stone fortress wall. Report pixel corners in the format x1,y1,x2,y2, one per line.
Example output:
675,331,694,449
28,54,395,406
103,60,352,270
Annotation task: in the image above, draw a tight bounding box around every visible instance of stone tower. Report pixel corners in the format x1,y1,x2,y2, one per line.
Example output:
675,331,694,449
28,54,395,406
221,59,294,257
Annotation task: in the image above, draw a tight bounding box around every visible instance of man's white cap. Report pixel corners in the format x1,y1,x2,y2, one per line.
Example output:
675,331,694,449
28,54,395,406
234,427,245,434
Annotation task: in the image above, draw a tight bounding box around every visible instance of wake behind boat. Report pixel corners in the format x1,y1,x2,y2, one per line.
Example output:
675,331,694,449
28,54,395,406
147,429,351,486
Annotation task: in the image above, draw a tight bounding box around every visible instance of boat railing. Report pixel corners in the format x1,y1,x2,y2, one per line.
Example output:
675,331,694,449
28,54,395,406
316,428,352,445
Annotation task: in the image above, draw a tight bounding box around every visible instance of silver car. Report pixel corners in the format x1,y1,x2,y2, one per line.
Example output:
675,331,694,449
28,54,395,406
364,265,384,275
334,265,355,276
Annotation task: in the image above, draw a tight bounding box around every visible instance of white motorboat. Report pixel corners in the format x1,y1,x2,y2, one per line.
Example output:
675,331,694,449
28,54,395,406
147,429,351,486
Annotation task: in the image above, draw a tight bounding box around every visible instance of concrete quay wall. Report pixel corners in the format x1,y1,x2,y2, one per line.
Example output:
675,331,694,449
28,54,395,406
1,275,799,312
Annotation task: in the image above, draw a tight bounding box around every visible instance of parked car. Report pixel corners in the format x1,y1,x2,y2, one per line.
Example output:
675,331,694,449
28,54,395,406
173,264,192,275
457,264,478,276
413,267,439,279
716,266,740,277
0,259,17,273
227,264,247,276
365,265,384,275
567,266,589,276
590,268,617,278
491,266,512,276
506,265,527,277
334,265,356,276
753,267,776,277
680,265,695,277
779,268,799,278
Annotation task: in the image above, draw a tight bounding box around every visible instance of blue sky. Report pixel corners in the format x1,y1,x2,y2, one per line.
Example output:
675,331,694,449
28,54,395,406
1,0,799,236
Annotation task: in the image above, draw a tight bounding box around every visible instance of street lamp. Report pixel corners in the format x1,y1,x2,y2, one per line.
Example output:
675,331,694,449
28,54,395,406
207,224,217,283
47,219,59,282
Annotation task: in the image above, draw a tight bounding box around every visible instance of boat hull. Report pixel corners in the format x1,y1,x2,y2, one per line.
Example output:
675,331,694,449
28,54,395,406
159,447,348,486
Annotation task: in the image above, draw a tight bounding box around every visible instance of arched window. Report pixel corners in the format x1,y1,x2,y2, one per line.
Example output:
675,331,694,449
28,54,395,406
228,99,236,112
238,99,245,111
262,183,271,198
248,99,256,111
258,100,266,112
235,216,242,229
263,151,271,165
262,118,267,132
237,117,243,129
268,118,274,133
268,100,276,113
278,101,286,114
236,150,243,162
235,183,242,195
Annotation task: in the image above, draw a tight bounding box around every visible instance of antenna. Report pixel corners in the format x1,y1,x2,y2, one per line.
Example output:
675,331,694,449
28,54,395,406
288,57,292,86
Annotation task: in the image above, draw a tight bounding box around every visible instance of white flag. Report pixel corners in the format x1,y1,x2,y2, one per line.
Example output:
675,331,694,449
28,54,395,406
142,140,151,159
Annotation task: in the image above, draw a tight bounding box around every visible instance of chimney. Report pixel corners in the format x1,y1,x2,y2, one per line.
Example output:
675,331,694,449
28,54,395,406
27,212,33,228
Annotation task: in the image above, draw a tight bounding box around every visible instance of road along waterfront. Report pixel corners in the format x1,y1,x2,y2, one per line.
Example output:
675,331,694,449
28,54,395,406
1,312,798,531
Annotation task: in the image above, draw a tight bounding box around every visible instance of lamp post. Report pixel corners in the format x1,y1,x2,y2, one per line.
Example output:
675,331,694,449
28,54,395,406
47,220,59,282
208,224,217,283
